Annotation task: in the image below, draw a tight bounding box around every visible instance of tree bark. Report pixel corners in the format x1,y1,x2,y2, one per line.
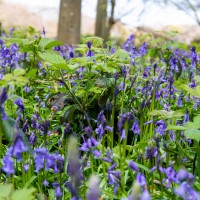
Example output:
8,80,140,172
95,0,108,41
58,0,81,44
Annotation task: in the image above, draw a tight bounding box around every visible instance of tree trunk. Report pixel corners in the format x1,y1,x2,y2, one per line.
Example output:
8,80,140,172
95,0,108,41
57,0,81,44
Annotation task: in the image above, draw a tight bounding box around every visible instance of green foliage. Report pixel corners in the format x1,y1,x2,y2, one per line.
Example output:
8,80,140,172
167,116,200,142
0,184,36,200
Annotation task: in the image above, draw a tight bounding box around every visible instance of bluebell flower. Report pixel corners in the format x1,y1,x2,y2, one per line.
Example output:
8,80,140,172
155,120,166,136
12,133,28,160
55,185,62,200
140,190,151,200
130,121,140,135
136,173,147,187
14,98,24,114
43,180,49,187
93,150,101,158
2,147,15,175
0,87,7,120
24,85,30,93
86,175,100,200
128,161,138,172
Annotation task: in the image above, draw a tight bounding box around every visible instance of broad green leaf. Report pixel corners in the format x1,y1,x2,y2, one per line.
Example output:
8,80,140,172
166,125,186,131
186,116,200,129
184,129,200,142
3,74,14,81
149,109,184,119
11,187,36,200
83,36,104,47
38,38,63,50
38,52,67,70
3,38,29,47
89,86,102,94
26,69,37,79
0,184,13,199
194,76,200,83
114,49,130,60
2,117,15,141
179,84,199,97
13,68,26,76
15,76,29,85
70,57,87,65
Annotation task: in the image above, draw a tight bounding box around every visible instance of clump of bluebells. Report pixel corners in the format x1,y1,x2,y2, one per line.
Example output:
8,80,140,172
0,28,200,200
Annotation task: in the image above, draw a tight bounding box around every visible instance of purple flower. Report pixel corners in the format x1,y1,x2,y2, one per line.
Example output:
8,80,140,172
155,120,166,136
23,163,29,172
43,180,49,187
14,99,24,113
68,45,74,59
86,50,95,57
140,190,151,200
122,65,127,78
0,88,8,120
55,185,62,199
87,41,92,49
175,182,200,200
34,147,48,173
183,109,189,124
130,121,140,135
12,133,28,160
128,161,138,172
136,173,146,187
139,42,147,56
24,85,30,93
2,149,15,175
0,87,7,105
87,175,100,200
93,150,101,158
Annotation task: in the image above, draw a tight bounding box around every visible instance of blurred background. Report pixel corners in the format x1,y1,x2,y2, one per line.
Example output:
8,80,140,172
0,0,200,44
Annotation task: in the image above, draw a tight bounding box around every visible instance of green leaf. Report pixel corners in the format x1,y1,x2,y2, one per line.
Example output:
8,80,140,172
24,176,37,188
194,76,200,83
114,49,130,60
38,38,63,50
2,117,15,141
83,36,104,47
15,76,29,85
11,187,36,200
179,84,199,97
38,52,68,70
0,184,13,199
26,69,37,79
3,74,14,81
149,109,184,119
166,125,186,131
13,68,26,76
184,129,200,142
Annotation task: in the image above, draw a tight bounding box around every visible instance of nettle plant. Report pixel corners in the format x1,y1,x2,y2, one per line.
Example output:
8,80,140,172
0,28,200,200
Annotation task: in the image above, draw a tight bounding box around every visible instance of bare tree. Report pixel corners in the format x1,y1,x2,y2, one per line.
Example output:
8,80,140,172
58,0,82,44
